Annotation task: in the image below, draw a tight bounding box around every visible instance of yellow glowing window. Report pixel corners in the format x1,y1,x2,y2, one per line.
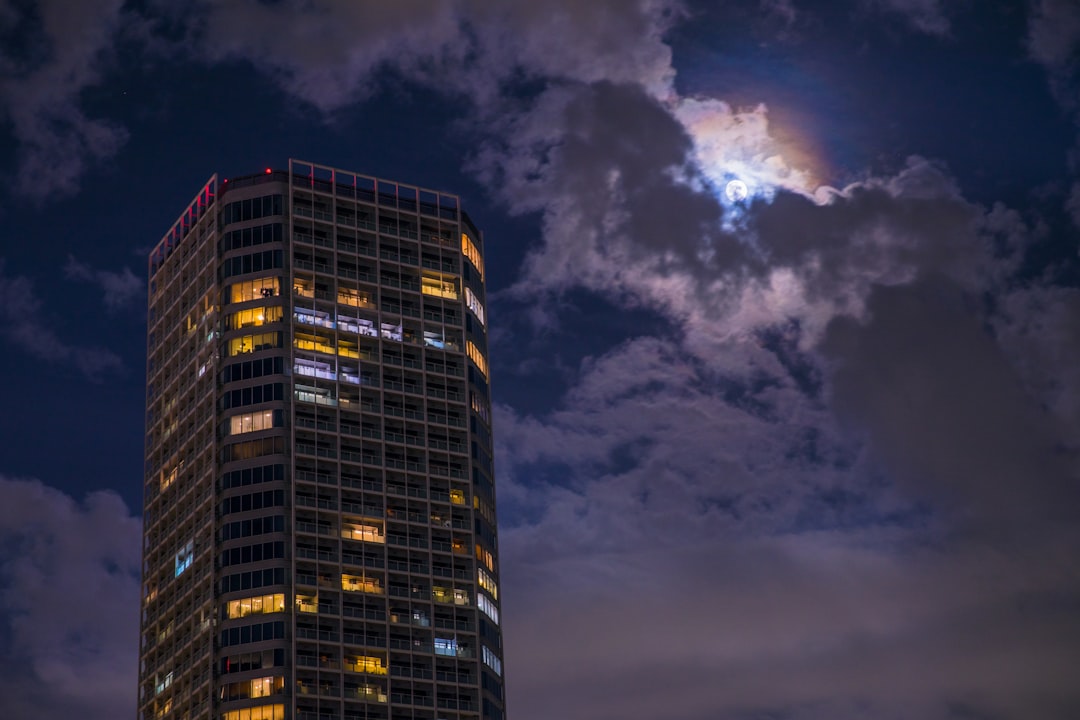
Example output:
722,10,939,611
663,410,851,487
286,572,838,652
229,410,276,435
476,544,495,572
342,573,382,594
227,593,286,619
337,340,360,359
467,341,487,378
462,233,483,278
221,703,285,720
230,277,279,303
478,568,498,600
249,676,283,698
433,586,471,606
227,331,280,356
293,277,314,299
295,593,318,614
345,655,388,675
338,287,372,308
421,270,458,299
225,305,282,330
294,332,335,355
342,521,385,543
450,489,466,505
159,459,182,491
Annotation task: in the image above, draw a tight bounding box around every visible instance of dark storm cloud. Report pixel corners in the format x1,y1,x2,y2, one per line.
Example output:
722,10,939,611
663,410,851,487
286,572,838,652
0,476,140,720
823,276,1080,530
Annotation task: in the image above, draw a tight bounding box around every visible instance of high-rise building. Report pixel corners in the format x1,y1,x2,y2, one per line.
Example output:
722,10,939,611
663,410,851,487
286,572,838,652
139,160,505,720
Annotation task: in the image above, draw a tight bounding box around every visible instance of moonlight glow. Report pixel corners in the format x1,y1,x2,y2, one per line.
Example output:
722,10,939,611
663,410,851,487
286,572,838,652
725,179,749,203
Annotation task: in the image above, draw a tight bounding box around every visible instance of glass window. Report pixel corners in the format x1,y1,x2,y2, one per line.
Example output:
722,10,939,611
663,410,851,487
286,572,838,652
478,568,498,600
174,540,194,577
482,645,502,676
229,410,278,435
421,270,458,299
226,306,283,330
462,233,483,278
467,341,488,378
341,573,382,594
465,287,486,326
229,277,279,303
342,521,384,542
478,593,500,625
227,593,286,619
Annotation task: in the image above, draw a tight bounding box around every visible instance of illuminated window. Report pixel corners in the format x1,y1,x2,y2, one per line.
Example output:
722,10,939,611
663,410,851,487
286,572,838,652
467,341,488,378
293,307,333,329
155,671,173,695
227,593,286,619
471,392,490,424
478,593,499,625
293,331,335,356
175,540,194,577
226,306,283,330
221,702,285,720
227,331,281,356
229,277,279,303
465,287,486,326
421,270,458,299
295,593,318,614
432,585,470,606
294,358,335,381
434,637,458,657
345,654,388,675
462,233,483,278
450,488,466,505
293,277,314,298
482,645,502,676
476,544,495,572
338,339,360,359
229,410,277,435
478,568,498,600
342,521,385,543
160,459,182,491
342,573,382,594
355,683,388,702
338,287,372,308
249,676,282,698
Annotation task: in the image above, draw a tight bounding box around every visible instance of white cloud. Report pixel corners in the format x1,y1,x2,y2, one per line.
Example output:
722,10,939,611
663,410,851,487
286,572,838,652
0,475,140,720
63,255,143,312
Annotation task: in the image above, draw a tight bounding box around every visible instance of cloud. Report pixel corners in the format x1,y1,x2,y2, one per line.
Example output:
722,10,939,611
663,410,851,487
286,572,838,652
159,0,681,111
822,276,1080,531
0,475,140,720
1028,0,1080,75
867,0,951,36
0,0,133,200
63,255,143,312
0,259,123,378
495,324,1080,720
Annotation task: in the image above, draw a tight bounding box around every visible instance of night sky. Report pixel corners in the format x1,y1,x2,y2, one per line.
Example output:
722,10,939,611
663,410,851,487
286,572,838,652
1,1,1079,719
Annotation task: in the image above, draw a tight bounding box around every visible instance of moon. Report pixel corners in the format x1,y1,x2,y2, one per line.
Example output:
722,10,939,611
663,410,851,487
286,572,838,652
725,179,748,203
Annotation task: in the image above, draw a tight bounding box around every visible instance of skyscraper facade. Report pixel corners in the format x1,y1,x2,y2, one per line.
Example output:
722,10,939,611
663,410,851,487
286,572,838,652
139,160,504,720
